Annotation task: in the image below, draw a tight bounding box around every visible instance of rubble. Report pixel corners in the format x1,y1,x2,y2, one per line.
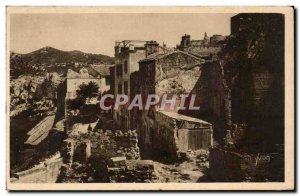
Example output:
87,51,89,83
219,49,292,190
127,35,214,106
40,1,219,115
108,157,158,183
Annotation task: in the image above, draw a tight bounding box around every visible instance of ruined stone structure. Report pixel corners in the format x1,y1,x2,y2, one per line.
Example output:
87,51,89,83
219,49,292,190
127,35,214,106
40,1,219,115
131,49,213,160
206,13,285,182
63,129,140,166
89,129,140,160
11,157,63,183
177,33,226,56
108,157,158,182
182,60,231,142
140,111,213,158
223,13,285,152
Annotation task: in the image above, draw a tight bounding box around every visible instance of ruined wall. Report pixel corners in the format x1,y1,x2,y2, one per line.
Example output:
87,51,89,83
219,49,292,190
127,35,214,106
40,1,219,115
90,129,140,160
137,111,213,160
11,157,63,183
63,129,140,166
136,51,213,160
137,112,178,160
180,60,229,142
220,13,285,152
184,46,222,56
108,158,158,183
138,52,203,99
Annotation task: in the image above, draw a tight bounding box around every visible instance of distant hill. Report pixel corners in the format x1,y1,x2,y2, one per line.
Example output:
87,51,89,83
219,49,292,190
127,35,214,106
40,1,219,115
10,47,114,78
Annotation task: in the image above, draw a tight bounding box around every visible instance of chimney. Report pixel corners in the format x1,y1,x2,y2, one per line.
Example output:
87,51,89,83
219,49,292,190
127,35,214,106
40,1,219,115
145,41,159,57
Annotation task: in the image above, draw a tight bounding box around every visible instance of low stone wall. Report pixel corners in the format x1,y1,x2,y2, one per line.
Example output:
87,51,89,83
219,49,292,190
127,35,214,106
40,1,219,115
90,129,140,160
11,157,63,183
63,129,140,166
108,157,158,182
209,148,284,182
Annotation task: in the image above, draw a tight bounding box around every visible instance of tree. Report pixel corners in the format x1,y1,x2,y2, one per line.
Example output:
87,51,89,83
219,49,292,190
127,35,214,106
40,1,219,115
67,97,85,111
76,81,99,99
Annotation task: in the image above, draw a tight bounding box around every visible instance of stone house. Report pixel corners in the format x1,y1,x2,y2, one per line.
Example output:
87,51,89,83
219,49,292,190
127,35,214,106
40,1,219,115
111,40,165,130
131,47,213,160
66,68,106,99
88,64,113,93
182,59,231,142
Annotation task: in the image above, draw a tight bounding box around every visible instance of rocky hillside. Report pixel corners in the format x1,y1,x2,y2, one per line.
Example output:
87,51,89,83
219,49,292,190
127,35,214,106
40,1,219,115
10,47,114,78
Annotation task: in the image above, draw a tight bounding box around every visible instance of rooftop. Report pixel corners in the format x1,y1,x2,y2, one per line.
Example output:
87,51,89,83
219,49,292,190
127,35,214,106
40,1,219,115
67,68,95,79
90,64,114,76
140,49,205,64
158,111,212,126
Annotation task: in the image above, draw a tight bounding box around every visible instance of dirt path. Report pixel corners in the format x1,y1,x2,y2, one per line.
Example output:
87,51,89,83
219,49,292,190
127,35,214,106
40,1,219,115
153,151,209,182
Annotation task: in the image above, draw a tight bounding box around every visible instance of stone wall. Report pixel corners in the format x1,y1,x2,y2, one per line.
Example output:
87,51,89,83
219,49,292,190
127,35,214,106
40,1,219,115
185,46,222,56
108,157,158,182
63,129,140,166
137,111,213,160
90,129,140,160
11,157,63,183
181,60,230,141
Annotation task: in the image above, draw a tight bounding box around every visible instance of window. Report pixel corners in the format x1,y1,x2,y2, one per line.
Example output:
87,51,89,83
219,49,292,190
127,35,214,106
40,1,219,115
117,64,123,77
118,84,122,94
105,77,111,85
124,81,128,95
124,60,128,74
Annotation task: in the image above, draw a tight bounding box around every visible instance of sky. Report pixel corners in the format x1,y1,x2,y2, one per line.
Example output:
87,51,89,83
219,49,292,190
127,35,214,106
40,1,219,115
10,13,235,56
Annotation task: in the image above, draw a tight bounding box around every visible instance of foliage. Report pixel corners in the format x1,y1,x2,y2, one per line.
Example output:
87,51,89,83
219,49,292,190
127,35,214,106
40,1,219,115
67,97,85,111
86,154,111,182
76,81,100,99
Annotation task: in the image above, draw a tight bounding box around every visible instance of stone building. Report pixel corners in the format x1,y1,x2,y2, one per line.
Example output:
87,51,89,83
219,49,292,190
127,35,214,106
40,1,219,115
225,13,285,151
182,59,231,142
111,40,165,130
177,33,226,56
88,64,113,93
66,68,106,99
207,13,285,182
132,48,213,160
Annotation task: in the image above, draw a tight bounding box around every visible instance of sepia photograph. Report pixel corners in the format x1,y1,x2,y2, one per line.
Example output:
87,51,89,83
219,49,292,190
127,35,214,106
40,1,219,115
6,6,294,191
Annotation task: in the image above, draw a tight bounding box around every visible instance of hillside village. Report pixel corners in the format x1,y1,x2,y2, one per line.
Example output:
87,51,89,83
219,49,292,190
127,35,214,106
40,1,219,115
10,13,284,183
